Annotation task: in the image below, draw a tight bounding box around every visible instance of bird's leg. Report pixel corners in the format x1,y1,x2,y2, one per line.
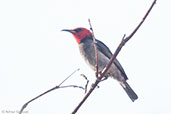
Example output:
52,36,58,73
95,71,101,78
101,76,108,81
96,71,108,81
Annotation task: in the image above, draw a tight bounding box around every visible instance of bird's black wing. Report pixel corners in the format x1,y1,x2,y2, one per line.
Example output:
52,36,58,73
96,39,128,80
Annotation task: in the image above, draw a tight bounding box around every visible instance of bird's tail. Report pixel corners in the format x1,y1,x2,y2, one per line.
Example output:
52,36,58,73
120,81,138,102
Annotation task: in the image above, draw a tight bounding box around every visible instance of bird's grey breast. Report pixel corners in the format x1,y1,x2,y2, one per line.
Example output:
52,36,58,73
79,39,96,70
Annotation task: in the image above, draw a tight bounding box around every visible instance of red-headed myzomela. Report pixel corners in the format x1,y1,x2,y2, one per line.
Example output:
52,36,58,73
62,27,138,102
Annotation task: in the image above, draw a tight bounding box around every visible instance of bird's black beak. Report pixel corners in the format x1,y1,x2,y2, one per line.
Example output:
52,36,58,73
61,29,76,33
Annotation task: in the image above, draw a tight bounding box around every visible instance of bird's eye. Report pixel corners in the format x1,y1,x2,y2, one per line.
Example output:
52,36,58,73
74,28,82,33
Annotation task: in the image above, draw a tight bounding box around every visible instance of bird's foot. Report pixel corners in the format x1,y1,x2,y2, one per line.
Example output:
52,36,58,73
95,71,102,78
101,76,108,81
95,71,108,81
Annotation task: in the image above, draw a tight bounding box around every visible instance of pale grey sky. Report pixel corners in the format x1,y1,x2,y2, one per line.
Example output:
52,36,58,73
0,0,171,114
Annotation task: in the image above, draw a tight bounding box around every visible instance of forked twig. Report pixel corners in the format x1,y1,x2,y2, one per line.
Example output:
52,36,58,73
80,74,89,93
71,0,156,113
19,68,80,114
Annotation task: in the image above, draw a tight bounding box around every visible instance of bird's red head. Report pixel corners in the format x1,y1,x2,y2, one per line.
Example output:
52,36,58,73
62,27,92,43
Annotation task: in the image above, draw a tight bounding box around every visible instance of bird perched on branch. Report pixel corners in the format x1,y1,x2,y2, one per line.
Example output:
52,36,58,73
62,27,138,102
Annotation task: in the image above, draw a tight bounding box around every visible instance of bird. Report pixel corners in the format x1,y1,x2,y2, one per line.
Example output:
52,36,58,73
62,27,138,102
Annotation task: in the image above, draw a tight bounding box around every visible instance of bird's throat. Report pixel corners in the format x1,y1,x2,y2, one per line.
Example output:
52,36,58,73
74,36,83,44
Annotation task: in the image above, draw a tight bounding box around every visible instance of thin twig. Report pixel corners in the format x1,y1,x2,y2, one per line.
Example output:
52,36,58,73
60,85,85,90
19,68,80,114
80,74,89,93
59,69,80,86
71,0,156,113
88,19,99,78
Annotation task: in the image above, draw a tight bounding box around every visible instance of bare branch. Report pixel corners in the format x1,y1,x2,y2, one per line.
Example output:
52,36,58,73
88,19,99,78
19,68,80,114
71,0,156,113
102,0,157,76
